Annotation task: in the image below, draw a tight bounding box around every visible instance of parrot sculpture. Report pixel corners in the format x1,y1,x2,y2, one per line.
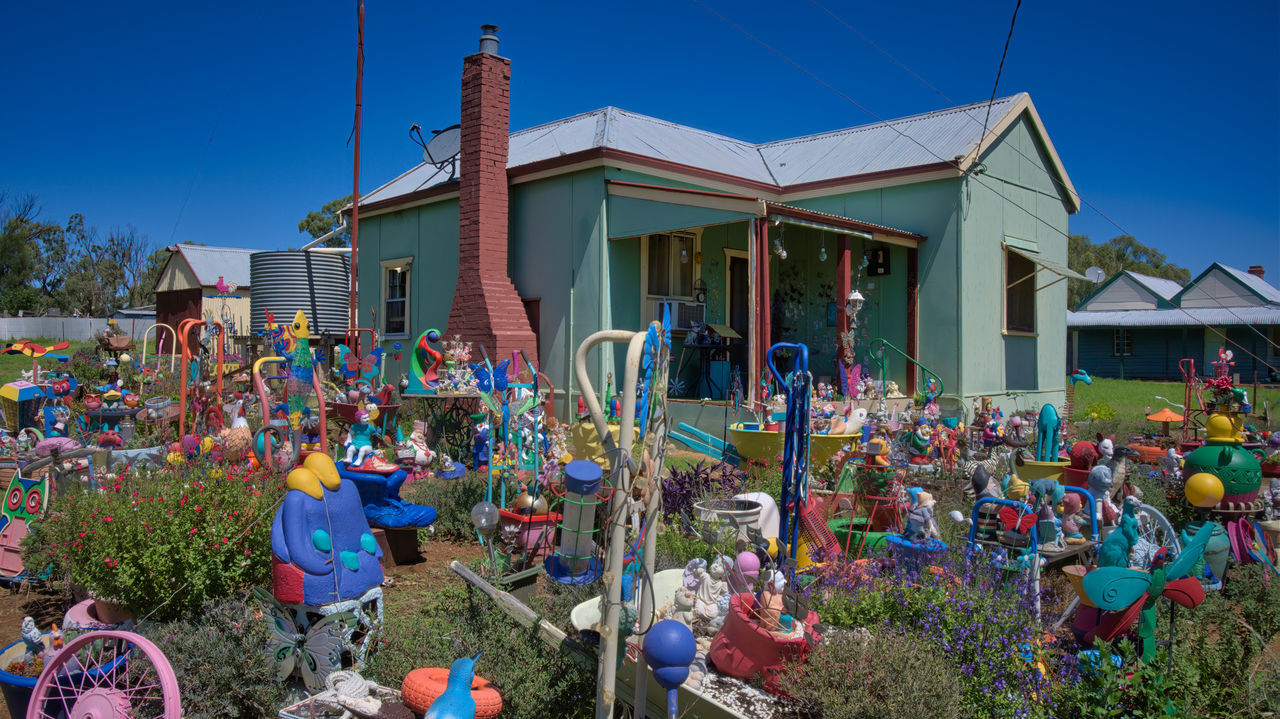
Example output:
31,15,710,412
285,311,314,458
1083,521,1214,662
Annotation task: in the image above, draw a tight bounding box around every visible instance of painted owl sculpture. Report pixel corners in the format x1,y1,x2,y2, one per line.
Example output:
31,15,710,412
270,452,384,606
0,466,48,579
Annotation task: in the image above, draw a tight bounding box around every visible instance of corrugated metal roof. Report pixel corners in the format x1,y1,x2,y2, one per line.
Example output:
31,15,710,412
1221,264,1280,304
1124,271,1183,301
757,95,1020,185
1067,306,1280,328
360,94,1032,208
170,244,256,288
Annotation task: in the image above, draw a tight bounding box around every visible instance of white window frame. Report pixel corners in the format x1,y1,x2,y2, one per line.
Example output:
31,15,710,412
1003,248,1038,336
640,230,701,315
1112,328,1133,357
380,256,413,338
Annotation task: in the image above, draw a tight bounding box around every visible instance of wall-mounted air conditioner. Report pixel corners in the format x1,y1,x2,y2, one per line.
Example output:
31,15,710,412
652,299,706,331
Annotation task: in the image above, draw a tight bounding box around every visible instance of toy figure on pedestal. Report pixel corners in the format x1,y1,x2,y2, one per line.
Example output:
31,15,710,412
345,410,377,466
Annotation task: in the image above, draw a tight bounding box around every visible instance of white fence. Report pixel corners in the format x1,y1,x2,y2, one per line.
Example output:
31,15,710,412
0,316,156,342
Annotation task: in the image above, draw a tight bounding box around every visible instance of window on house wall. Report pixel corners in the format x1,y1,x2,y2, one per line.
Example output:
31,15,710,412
1113,329,1133,357
382,259,411,336
646,233,695,299
1005,250,1037,334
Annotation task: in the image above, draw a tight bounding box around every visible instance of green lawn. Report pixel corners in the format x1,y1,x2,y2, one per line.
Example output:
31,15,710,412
0,337,93,379
1071,376,1280,432
0,337,164,380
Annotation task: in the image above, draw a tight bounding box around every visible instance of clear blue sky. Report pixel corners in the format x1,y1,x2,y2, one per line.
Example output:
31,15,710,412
3,0,1277,286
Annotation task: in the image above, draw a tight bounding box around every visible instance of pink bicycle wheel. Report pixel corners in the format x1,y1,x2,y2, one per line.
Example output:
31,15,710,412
27,629,181,719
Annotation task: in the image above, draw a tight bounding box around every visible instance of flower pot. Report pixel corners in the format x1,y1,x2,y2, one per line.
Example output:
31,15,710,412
0,633,51,719
91,598,134,625
694,498,762,544
1180,521,1230,582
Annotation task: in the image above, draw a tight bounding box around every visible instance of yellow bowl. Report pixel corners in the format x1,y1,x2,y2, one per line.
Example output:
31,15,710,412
728,424,849,468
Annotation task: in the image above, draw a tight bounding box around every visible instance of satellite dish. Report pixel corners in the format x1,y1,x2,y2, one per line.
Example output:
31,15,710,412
1085,266,1105,284
425,124,461,166
409,123,461,180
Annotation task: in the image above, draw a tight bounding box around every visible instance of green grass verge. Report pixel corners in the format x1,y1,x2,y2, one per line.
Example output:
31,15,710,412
1071,376,1280,431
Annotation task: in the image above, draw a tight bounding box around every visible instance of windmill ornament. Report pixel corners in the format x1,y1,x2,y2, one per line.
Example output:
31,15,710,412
1082,521,1217,662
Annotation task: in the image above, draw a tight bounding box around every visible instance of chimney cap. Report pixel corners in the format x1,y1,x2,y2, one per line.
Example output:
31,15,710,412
478,24,500,55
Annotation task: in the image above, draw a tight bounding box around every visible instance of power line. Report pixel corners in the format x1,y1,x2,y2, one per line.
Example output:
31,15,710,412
807,0,1137,240
690,0,1280,376
975,0,1023,164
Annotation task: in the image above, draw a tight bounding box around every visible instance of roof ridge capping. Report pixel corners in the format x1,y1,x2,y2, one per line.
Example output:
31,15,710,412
758,93,1025,148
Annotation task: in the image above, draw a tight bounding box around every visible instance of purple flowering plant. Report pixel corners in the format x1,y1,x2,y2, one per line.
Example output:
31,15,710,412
800,546,1058,718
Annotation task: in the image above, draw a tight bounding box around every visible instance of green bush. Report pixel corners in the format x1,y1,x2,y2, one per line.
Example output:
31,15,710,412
401,473,489,542
136,596,287,719
23,460,283,620
1080,402,1116,421
365,584,594,719
777,631,962,719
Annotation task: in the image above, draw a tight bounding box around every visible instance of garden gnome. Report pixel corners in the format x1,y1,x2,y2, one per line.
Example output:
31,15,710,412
425,654,483,719
903,490,935,543
1059,493,1086,544
344,410,376,466
1088,465,1119,525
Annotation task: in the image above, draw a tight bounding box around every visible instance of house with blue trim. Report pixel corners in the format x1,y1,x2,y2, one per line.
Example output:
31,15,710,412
1067,263,1280,381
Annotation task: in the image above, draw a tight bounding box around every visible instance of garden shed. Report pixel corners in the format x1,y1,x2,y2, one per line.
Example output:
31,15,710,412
153,244,255,352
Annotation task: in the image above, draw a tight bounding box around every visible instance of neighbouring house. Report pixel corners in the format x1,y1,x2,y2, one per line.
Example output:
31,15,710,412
153,244,255,353
353,27,1082,421
1067,264,1280,381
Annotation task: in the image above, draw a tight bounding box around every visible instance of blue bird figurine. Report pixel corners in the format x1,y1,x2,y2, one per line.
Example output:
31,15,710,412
425,653,482,719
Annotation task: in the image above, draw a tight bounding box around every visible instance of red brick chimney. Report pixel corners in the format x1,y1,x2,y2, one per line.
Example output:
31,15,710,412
1248,265,1265,280
447,25,537,363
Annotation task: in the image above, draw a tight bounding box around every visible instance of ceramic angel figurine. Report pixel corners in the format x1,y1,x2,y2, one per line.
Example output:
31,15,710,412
692,557,729,632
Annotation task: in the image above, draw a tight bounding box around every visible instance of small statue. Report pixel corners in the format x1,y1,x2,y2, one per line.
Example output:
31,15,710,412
682,558,706,592
903,491,935,543
1088,465,1118,525
982,422,999,450
1270,477,1280,520
666,587,697,627
693,557,731,632
20,617,42,663
344,410,377,466
906,421,932,464
1059,492,1086,544
1097,497,1140,568
885,381,904,398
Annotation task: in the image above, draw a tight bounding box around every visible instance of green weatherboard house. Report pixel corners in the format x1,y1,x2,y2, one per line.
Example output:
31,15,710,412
351,28,1080,425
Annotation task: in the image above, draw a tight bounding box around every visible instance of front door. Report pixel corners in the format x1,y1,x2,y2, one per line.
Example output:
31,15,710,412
727,255,750,383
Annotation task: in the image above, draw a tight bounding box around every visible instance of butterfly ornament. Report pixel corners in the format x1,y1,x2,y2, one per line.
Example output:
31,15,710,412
255,588,355,691
1082,521,1215,662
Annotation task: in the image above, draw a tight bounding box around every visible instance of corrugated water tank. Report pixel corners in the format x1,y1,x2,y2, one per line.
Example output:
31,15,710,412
249,251,350,336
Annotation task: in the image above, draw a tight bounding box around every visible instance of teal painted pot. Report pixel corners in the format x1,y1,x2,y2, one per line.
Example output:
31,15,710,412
1182,442,1261,504
0,634,45,719
1180,521,1230,582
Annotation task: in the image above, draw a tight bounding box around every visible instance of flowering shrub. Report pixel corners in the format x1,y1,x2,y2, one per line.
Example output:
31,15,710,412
659,460,746,520
777,631,961,719
136,597,286,718
803,548,1049,718
1082,402,1116,421
24,459,284,621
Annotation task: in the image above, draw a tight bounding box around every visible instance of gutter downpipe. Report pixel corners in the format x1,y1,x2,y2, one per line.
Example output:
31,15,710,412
300,217,349,250
956,176,966,416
